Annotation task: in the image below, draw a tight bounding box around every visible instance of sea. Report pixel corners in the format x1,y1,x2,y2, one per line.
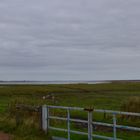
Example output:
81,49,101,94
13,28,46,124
0,81,110,85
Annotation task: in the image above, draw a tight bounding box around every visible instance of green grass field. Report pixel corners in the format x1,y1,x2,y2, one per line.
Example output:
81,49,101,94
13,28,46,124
0,82,140,139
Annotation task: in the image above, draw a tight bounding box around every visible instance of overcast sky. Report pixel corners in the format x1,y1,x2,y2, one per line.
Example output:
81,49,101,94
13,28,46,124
0,0,140,81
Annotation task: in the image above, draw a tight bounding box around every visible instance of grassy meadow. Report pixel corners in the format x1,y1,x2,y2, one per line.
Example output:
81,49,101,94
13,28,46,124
0,82,140,139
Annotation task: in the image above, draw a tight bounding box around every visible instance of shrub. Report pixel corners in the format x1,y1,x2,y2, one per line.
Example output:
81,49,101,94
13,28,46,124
121,96,140,113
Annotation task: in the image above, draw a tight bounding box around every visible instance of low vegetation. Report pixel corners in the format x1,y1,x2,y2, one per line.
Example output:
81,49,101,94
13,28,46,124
121,96,140,113
0,82,140,139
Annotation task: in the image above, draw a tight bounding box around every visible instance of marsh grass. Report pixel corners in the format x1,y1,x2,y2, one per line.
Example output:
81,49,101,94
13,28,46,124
121,96,140,113
0,106,52,140
0,82,140,139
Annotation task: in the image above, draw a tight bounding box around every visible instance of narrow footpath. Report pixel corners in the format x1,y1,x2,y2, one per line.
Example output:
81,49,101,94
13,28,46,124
0,132,11,140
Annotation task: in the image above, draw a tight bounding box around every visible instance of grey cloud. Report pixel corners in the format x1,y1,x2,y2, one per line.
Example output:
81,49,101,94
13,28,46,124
0,0,140,80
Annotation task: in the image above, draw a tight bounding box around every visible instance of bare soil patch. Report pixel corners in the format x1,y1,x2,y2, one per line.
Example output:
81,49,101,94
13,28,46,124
0,132,11,140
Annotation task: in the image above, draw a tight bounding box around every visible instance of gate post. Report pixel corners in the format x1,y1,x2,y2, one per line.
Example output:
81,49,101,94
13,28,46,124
85,108,93,140
67,108,70,140
113,113,117,140
42,105,48,133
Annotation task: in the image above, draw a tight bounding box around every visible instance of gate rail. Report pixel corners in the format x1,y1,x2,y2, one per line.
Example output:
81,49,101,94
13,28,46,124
41,105,140,140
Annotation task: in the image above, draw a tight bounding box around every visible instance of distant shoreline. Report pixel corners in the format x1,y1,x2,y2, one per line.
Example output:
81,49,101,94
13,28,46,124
0,81,109,85
0,80,140,85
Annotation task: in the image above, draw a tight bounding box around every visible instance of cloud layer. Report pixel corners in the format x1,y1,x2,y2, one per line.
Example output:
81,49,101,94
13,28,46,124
0,0,140,80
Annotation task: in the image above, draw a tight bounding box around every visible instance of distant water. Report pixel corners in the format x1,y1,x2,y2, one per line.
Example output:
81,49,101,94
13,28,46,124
0,81,110,85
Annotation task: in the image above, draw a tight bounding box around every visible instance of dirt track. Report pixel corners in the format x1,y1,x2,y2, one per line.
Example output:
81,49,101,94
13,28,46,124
0,132,11,140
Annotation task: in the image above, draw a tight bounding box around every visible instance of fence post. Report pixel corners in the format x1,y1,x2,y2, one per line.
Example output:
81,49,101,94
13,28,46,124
15,110,21,126
42,105,48,133
67,108,70,140
113,113,117,140
87,109,93,140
